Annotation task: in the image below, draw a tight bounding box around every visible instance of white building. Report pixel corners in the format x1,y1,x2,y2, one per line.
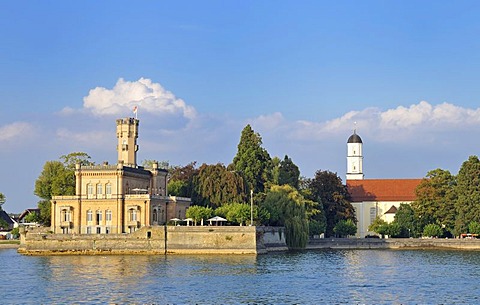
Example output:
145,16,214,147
345,131,422,237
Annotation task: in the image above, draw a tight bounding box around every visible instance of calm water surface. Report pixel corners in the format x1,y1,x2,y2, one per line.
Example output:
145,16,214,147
2,248,480,304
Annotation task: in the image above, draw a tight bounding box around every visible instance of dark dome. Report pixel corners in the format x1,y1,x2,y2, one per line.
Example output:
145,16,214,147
347,133,362,144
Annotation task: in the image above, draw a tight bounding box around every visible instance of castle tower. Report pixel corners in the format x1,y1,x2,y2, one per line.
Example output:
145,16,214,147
346,130,364,180
116,118,139,167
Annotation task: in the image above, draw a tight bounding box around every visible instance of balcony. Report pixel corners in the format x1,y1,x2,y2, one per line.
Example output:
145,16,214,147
60,221,72,228
127,220,140,227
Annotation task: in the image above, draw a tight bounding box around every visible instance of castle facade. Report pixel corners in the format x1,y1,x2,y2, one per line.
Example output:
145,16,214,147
51,118,191,234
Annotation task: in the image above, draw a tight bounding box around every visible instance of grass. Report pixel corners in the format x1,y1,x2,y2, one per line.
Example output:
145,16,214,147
0,240,20,245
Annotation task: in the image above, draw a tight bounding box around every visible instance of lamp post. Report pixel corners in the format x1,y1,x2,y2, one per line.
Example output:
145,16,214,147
250,189,253,226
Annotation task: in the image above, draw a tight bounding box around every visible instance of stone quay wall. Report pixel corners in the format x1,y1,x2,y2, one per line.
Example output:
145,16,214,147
18,226,287,255
307,238,480,250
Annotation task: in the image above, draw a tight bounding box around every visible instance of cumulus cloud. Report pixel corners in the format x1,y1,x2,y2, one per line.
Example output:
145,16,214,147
257,101,480,143
81,78,197,119
0,122,34,142
56,128,111,145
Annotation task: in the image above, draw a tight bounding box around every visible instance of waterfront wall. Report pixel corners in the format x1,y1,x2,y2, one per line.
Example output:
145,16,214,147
307,238,480,250
18,225,287,255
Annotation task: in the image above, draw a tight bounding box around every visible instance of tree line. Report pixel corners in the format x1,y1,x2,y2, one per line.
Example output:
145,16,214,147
369,156,480,238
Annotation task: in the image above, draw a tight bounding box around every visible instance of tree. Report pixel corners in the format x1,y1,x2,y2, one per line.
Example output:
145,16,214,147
454,156,480,235
393,203,419,237
0,192,5,206
0,218,9,230
278,155,300,189
468,221,480,235
185,205,213,225
307,170,356,237
423,224,443,238
261,185,309,249
34,161,75,200
60,152,94,169
232,125,272,193
368,217,389,237
192,163,247,208
333,219,357,237
412,169,456,235
215,203,251,226
167,162,198,197
34,152,93,225
24,212,41,223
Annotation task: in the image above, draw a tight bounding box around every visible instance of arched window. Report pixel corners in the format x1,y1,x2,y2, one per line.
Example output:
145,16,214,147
87,184,93,199
97,184,103,198
106,184,112,198
153,209,157,222
130,209,137,221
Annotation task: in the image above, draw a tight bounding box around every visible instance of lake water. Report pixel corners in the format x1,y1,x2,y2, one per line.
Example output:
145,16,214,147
2,248,479,304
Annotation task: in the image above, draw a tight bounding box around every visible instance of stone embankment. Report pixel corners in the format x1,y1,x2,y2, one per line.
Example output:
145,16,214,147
18,226,286,255
307,238,480,250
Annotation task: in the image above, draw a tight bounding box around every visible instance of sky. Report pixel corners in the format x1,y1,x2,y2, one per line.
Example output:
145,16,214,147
2,1,480,213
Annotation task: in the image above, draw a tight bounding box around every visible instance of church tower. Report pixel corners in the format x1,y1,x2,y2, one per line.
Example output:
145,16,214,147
116,118,139,167
346,130,364,180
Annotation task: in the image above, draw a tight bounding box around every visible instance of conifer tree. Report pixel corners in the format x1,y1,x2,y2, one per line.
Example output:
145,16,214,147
232,125,272,193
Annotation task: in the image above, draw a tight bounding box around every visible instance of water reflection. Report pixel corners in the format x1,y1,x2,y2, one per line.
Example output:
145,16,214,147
3,249,480,304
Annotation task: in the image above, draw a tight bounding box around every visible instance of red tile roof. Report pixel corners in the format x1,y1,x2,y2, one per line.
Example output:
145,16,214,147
346,179,423,202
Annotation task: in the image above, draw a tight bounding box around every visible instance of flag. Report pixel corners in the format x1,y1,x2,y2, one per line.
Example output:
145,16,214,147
133,106,138,114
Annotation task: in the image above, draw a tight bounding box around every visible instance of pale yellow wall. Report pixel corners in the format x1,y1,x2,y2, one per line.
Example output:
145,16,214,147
353,201,412,238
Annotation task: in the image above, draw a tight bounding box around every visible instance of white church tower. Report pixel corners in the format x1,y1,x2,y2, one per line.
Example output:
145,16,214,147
346,130,364,180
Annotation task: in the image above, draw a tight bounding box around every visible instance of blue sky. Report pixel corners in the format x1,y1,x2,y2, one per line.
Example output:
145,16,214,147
2,1,480,213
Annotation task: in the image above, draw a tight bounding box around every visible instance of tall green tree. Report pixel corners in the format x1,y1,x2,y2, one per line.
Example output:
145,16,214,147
192,163,247,208
412,169,456,235
278,155,300,189
167,162,198,197
307,170,356,237
454,156,480,235
35,152,93,225
0,192,5,206
261,185,309,249
232,125,272,193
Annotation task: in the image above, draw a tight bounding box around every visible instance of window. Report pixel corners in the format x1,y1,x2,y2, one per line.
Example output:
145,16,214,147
96,210,102,225
370,207,377,223
96,227,101,234
86,226,92,234
105,227,110,234
131,209,137,221
97,184,103,198
87,210,93,222
62,210,71,222
153,209,157,222
106,210,112,222
106,184,112,198
87,184,93,199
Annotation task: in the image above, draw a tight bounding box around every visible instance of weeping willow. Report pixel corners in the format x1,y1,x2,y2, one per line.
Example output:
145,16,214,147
285,215,309,249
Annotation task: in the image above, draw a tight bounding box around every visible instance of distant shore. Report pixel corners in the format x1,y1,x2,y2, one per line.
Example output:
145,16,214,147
307,238,480,250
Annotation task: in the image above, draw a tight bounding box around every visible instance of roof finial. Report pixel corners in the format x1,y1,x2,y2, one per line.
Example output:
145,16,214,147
353,121,357,134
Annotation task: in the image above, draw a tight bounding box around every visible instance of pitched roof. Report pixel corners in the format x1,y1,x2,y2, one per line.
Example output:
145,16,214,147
346,179,423,202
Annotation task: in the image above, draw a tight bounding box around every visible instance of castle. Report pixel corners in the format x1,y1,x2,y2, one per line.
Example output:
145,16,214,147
345,130,422,237
51,118,191,234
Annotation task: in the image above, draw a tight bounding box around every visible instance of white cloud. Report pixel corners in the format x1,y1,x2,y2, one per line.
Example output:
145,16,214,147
286,101,480,143
56,128,111,145
0,122,34,142
82,78,197,119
